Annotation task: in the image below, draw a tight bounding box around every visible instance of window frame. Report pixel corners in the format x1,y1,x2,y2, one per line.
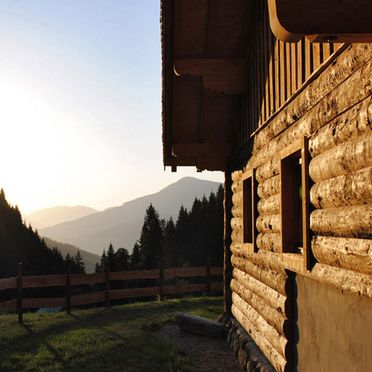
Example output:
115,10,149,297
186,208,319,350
279,137,311,270
242,168,258,253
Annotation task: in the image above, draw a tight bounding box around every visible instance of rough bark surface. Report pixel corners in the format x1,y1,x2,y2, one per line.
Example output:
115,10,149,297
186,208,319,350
310,204,372,238
232,305,287,372
232,292,288,359
310,263,372,298
256,214,281,234
309,132,372,183
231,255,287,296
232,268,288,315
310,166,372,209
257,233,281,253
257,194,280,215
231,279,288,336
312,236,372,275
257,175,280,199
254,43,372,152
309,96,372,157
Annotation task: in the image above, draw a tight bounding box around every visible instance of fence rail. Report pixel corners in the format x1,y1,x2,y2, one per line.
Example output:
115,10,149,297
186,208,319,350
0,263,223,323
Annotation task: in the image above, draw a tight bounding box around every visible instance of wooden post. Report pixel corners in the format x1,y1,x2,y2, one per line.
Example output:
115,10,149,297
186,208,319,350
105,267,110,308
66,259,71,315
206,257,212,296
224,171,233,316
17,262,23,325
159,257,164,301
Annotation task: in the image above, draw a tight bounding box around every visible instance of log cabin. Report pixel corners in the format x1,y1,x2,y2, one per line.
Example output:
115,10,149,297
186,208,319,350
161,1,372,371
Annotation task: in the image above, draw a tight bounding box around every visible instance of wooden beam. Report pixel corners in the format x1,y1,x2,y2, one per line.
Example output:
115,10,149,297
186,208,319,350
172,143,231,157
203,75,247,94
268,0,372,43
174,58,246,77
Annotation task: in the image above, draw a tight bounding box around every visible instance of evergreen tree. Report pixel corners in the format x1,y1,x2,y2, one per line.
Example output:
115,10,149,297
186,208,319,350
115,248,130,271
130,242,141,269
107,243,115,271
138,204,163,269
74,250,85,273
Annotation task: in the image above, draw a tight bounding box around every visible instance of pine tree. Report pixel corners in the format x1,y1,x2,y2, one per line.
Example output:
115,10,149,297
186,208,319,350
74,250,85,273
107,243,115,271
130,242,141,269
115,248,130,271
138,204,163,269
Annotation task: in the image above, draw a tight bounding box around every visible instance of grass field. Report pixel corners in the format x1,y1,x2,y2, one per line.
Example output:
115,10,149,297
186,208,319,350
0,297,223,371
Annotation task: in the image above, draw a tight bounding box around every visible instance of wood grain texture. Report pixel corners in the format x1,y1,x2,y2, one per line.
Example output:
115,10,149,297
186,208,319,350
310,204,372,238
312,236,372,275
0,277,16,291
232,304,287,372
310,167,372,209
309,133,372,183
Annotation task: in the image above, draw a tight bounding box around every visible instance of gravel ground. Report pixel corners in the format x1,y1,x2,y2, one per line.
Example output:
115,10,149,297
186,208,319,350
157,323,242,372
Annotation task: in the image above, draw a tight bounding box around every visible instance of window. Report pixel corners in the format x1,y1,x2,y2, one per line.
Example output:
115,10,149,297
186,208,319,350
280,137,310,270
242,169,258,253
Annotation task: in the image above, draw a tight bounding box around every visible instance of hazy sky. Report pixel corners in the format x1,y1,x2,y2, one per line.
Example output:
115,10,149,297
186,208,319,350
0,0,223,213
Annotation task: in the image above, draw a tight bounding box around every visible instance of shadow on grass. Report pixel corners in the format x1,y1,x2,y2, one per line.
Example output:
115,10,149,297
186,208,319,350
0,297,222,371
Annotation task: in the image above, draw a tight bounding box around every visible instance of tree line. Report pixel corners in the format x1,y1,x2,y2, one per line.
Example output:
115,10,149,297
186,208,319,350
0,189,85,278
95,185,224,272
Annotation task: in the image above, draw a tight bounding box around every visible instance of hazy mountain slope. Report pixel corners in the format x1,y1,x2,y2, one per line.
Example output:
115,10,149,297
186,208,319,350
25,206,99,229
40,177,221,256
43,237,100,273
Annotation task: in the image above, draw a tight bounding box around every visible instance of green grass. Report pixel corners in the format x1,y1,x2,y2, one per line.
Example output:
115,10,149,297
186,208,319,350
0,296,223,372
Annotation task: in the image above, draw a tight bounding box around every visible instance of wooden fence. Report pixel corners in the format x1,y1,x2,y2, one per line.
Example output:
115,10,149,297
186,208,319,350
0,263,223,324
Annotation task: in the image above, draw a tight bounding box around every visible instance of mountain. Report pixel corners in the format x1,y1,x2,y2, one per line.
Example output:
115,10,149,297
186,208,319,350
25,206,99,229
43,237,100,273
40,177,221,256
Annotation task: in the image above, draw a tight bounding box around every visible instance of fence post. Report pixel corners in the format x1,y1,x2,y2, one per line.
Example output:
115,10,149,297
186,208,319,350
105,267,110,308
159,257,164,301
206,257,212,296
66,259,71,315
17,262,23,325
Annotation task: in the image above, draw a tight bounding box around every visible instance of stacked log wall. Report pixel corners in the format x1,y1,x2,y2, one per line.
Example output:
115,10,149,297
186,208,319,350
230,43,372,371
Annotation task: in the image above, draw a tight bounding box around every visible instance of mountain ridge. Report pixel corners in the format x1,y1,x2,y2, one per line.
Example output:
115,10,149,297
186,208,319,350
40,177,222,256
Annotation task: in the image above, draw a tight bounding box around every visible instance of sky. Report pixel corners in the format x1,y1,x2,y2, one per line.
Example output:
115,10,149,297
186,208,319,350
0,0,223,214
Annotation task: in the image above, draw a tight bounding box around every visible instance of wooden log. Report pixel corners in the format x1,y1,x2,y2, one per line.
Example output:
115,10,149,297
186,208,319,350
257,175,280,199
231,217,243,233
233,268,288,316
309,133,372,183
310,263,372,298
175,312,227,338
231,279,289,336
312,236,372,275
231,255,287,296
257,194,280,215
109,269,159,280
310,167,372,209
254,43,372,152
256,233,281,253
232,305,287,372
309,97,371,157
256,158,280,183
230,244,287,274
310,204,372,238
256,214,281,234
249,51,372,172
232,292,288,359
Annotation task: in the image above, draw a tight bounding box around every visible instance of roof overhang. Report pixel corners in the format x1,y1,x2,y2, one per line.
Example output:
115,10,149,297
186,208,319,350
161,0,249,171
268,0,372,43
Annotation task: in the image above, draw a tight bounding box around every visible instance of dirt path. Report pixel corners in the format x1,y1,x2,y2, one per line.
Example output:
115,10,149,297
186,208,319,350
157,323,242,372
